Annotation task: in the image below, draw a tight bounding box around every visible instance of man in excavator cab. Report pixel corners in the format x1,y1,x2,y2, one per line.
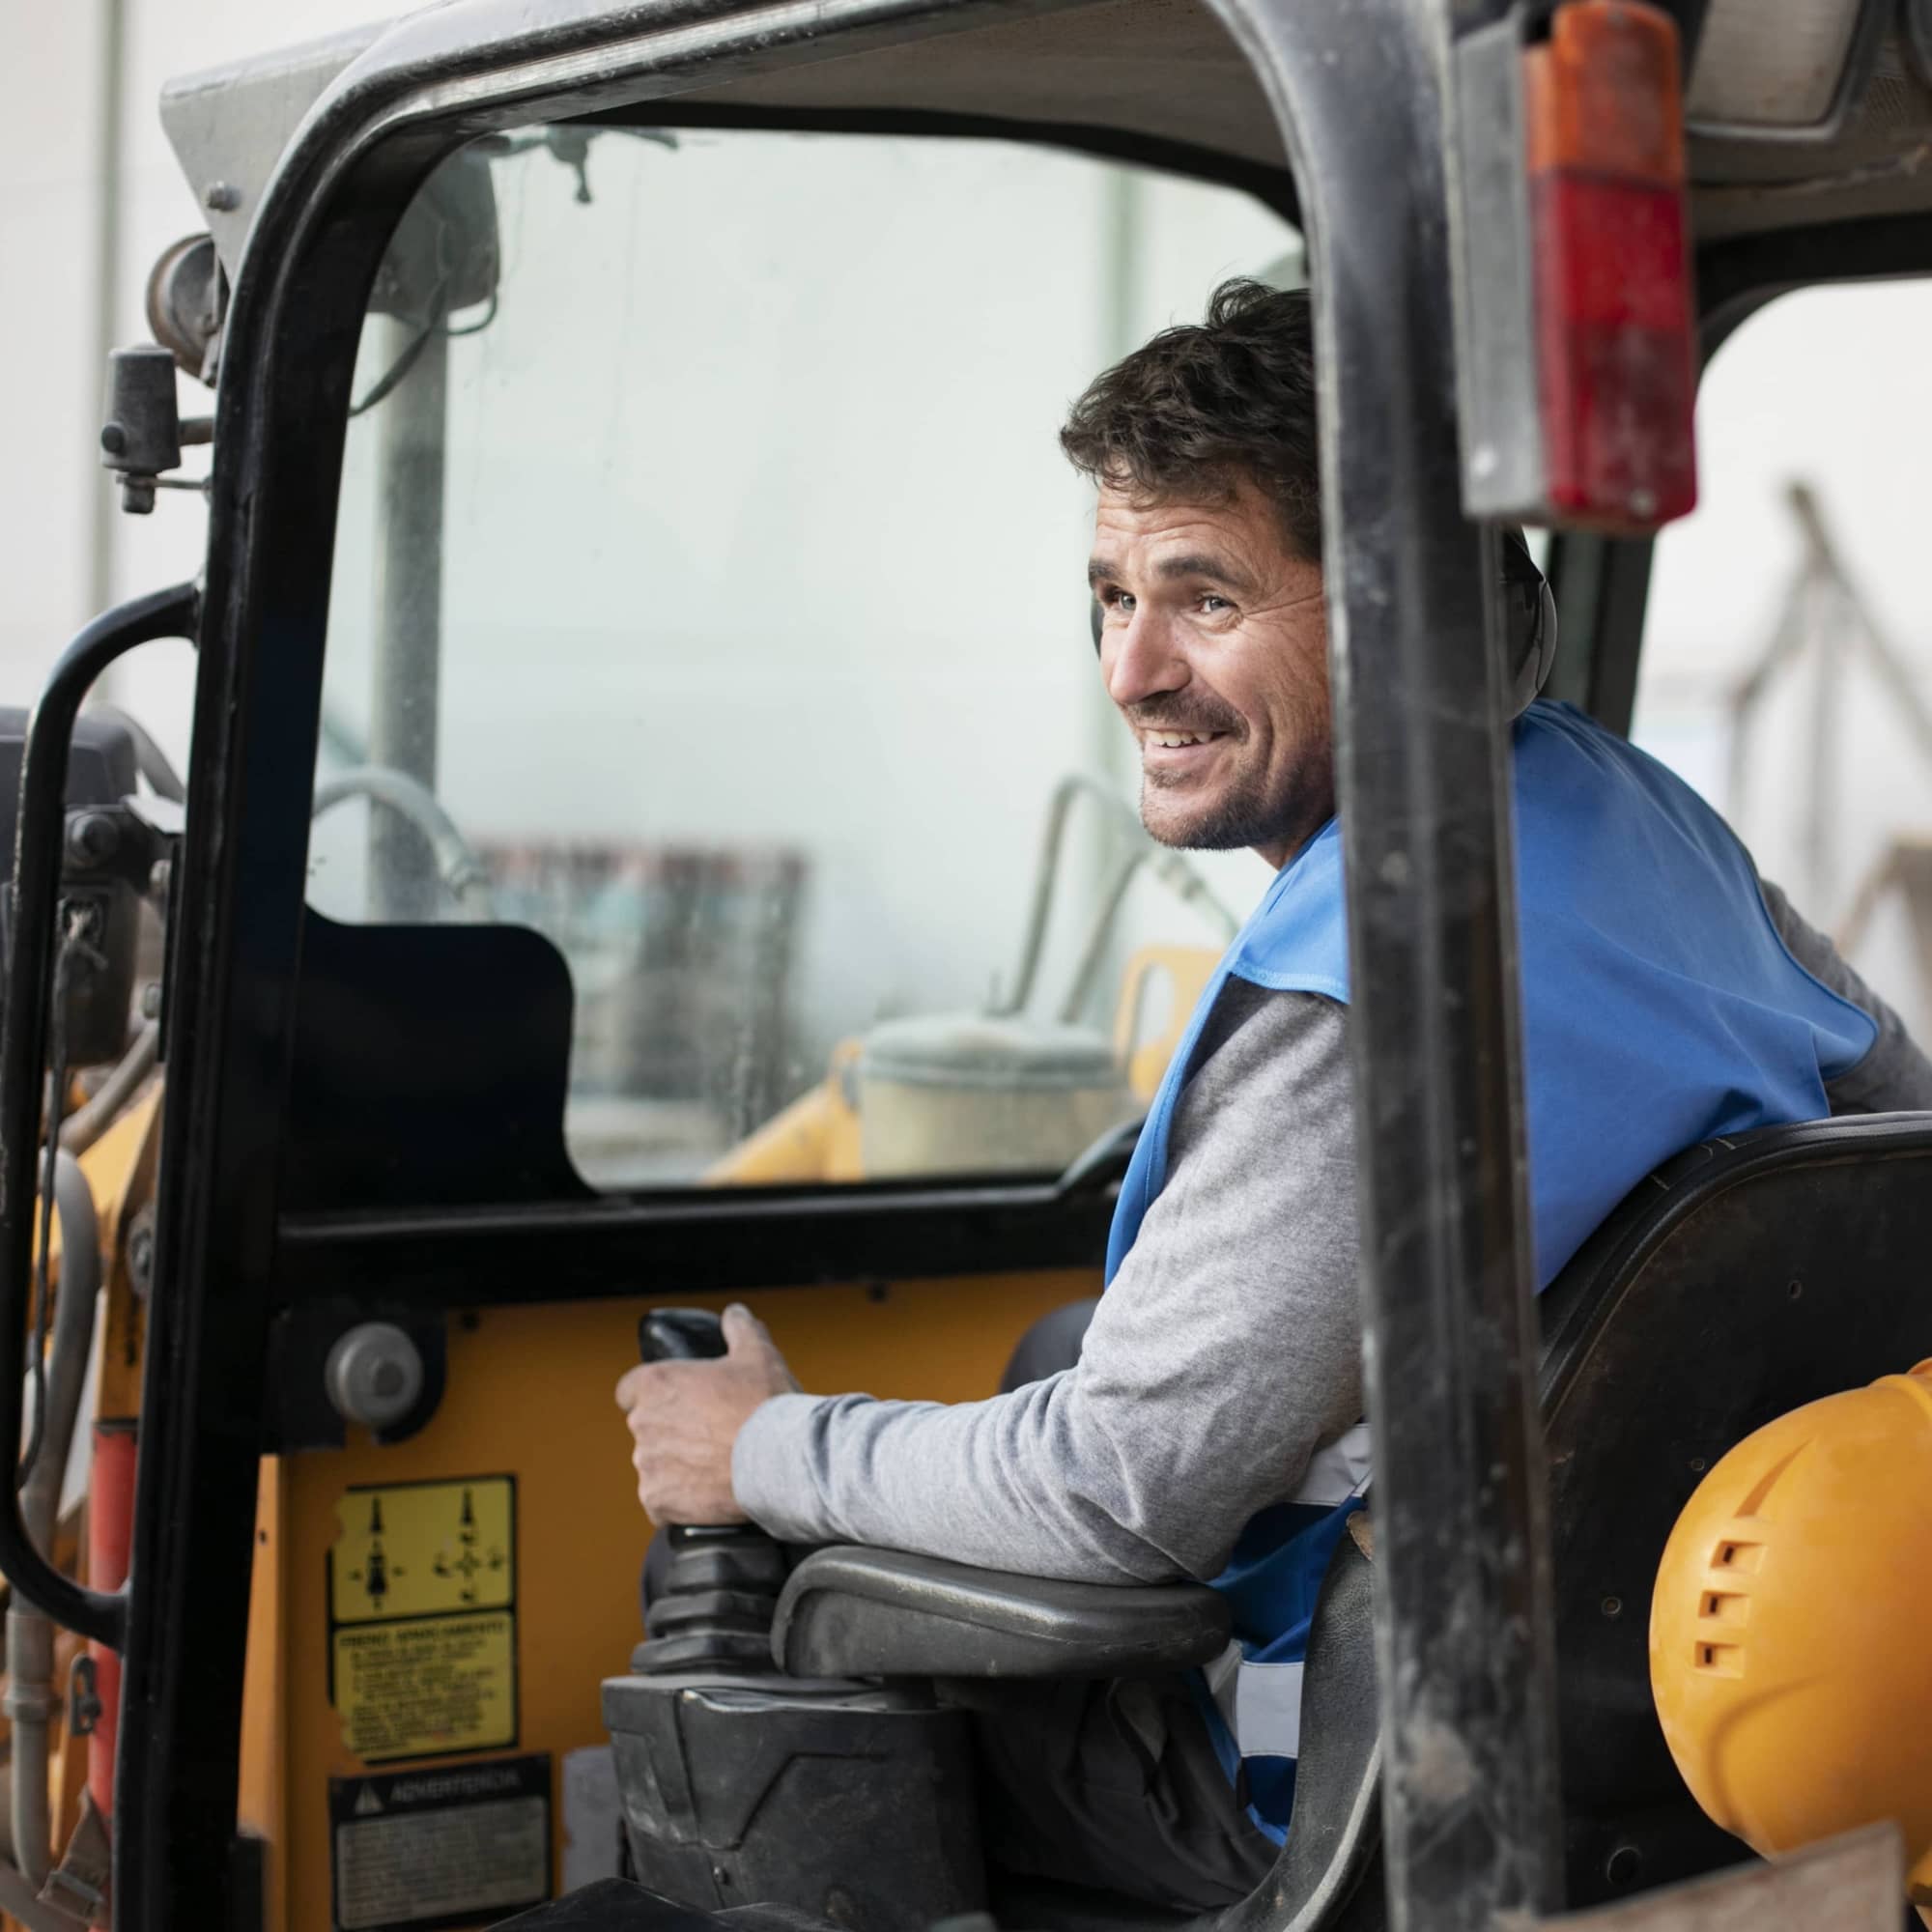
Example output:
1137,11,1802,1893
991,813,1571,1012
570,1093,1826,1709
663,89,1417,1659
20,0,1932,1926
617,277,1932,1914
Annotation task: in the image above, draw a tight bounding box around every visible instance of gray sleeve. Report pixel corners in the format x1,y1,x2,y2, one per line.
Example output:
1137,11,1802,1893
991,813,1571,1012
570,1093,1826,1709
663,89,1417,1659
731,987,1364,1584
1759,877,1932,1114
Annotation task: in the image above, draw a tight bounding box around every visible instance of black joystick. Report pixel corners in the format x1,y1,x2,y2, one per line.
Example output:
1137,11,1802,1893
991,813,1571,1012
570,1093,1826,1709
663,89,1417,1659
631,1307,788,1676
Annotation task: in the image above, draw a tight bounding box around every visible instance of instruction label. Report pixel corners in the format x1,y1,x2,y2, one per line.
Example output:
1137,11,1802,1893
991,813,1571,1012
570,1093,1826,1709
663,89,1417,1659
329,1753,551,1932
333,1612,516,1762
327,1477,518,1762
331,1477,514,1623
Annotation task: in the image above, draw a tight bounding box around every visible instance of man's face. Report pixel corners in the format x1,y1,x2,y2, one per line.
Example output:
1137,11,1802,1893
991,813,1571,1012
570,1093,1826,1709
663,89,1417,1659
1088,477,1332,868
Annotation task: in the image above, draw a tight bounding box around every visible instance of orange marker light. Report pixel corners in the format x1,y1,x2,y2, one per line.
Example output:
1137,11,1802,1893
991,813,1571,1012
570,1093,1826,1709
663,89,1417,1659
1524,0,1698,531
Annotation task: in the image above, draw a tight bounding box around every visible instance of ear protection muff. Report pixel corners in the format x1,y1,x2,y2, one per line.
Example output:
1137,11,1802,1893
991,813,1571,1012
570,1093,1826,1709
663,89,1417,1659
1498,524,1558,718
1088,524,1557,720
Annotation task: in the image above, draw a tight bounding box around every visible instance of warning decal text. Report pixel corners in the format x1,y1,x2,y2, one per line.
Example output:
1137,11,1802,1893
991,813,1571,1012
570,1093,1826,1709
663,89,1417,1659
329,1754,551,1932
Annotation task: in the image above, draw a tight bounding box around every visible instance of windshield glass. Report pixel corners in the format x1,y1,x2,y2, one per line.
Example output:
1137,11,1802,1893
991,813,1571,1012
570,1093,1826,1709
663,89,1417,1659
316,125,1300,1188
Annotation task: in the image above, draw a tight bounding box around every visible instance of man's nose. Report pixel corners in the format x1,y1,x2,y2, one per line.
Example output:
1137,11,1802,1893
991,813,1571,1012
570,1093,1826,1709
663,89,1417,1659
1104,607,1186,708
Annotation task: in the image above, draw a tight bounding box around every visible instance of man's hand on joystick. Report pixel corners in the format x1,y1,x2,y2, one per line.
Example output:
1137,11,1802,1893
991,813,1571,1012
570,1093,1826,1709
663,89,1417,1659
615,1303,800,1522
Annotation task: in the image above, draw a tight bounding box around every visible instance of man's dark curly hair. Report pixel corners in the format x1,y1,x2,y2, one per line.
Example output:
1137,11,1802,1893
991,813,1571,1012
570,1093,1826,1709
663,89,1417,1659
1060,278,1320,561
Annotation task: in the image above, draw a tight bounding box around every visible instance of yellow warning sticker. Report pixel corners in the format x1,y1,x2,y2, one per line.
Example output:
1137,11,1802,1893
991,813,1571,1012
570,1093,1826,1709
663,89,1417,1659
330,1478,514,1624
327,1477,519,1764
332,1611,517,1762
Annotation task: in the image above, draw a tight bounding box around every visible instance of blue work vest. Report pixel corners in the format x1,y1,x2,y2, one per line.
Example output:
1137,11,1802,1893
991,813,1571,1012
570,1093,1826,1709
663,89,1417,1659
1103,701,1877,1838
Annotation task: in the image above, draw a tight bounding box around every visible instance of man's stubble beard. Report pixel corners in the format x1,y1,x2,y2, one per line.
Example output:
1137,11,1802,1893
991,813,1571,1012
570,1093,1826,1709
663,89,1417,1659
1139,733,1335,860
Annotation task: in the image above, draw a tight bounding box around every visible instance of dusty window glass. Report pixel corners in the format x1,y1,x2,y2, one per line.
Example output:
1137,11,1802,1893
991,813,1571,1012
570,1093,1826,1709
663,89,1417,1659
1634,279,1932,1043
317,127,1299,1187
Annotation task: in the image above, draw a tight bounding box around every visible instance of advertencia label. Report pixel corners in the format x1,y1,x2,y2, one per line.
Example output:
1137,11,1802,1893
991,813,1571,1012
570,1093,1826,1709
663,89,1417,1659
327,1476,519,1763
329,1754,551,1932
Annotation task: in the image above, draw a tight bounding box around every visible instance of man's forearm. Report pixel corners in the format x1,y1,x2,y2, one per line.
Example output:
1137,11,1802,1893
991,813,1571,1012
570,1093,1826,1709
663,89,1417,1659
733,1379,1198,1583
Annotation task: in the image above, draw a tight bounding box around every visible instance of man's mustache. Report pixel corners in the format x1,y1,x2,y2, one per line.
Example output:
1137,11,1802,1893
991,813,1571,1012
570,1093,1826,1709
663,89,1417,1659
1124,701,1245,738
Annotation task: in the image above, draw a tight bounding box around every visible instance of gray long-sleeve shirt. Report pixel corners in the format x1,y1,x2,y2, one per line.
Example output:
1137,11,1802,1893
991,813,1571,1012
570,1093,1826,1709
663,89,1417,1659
732,883,1932,1584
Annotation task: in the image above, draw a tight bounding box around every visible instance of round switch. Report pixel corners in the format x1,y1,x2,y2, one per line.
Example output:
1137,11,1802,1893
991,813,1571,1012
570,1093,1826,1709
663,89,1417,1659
325,1322,425,1432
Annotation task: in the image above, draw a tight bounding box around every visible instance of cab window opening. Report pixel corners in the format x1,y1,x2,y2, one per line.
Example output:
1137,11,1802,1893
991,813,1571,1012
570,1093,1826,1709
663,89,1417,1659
315,125,1304,1193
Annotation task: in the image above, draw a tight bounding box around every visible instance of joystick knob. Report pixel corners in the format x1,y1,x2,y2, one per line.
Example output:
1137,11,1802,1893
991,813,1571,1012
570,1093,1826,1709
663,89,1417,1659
632,1307,787,1675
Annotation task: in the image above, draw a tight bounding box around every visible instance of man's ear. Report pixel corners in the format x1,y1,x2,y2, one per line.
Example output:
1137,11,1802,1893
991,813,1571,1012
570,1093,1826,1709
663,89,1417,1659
1089,598,1104,656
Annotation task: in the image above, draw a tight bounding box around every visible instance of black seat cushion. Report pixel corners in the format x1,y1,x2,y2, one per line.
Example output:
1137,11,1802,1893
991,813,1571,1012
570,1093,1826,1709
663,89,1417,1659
770,1546,1231,1679
1214,1527,1384,1932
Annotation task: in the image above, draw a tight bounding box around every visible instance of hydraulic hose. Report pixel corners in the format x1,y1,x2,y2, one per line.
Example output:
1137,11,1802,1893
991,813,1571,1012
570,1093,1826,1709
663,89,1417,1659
990,774,1238,1020
6,1154,101,1890
58,1024,159,1157
311,766,496,917
84,1429,135,1825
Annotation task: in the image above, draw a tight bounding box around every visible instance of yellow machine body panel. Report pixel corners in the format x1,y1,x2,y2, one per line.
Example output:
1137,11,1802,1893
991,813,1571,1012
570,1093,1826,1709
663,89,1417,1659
241,1271,1093,1932
1113,948,1221,1103
705,1044,867,1186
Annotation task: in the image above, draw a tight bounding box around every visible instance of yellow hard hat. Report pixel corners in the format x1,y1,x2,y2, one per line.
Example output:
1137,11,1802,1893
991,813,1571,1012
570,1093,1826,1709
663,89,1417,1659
1650,1359,1932,1904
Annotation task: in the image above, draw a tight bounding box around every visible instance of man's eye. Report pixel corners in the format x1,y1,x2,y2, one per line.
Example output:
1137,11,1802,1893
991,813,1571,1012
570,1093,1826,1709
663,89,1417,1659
1198,594,1232,613
1103,590,1134,616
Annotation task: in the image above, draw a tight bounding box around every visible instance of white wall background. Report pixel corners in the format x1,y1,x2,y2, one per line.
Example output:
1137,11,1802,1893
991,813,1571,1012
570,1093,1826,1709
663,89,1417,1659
3,5,411,764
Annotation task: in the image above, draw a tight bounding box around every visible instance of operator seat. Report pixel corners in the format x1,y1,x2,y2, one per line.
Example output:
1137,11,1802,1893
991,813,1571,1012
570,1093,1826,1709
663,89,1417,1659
501,1111,1932,1932
1538,1110,1932,1903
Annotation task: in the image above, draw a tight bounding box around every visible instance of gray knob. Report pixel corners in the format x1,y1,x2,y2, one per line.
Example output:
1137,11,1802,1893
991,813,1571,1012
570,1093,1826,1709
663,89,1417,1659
326,1322,424,1432
99,345,182,476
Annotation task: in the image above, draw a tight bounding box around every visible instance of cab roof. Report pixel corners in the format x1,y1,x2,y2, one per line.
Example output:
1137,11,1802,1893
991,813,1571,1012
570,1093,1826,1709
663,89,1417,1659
162,0,1932,284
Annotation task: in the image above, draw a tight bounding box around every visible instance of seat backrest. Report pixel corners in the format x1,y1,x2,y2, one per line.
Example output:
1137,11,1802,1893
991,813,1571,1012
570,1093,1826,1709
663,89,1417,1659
1211,1527,1384,1932
1538,1112,1932,1907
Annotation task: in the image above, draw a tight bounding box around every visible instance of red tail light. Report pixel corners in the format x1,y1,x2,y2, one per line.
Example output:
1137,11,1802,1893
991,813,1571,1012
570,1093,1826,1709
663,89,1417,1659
1525,0,1698,532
